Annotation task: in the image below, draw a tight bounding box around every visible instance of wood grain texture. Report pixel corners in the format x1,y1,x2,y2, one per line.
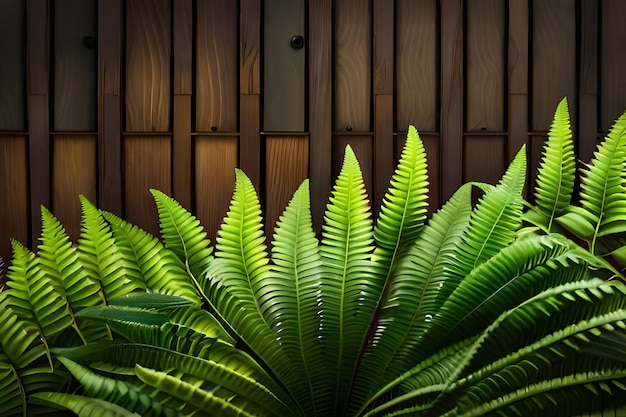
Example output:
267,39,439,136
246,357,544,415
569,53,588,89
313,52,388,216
463,136,506,185
173,0,192,95
99,0,121,96
466,0,505,131
0,0,25,130
240,94,261,189
53,135,97,241
601,0,626,133
532,0,576,131
395,0,438,132
332,135,373,207
195,136,238,243
240,0,261,95
265,136,309,234
508,0,529,161
263,0,305,131
54,0,96,131
578,0,598,164
27,0,48,95
0,137,28,265
440,0,464,202
124,136,171,236
374,94,394,215
125,0,171,132
396,132,439,212
373,0,394,95
333,0,371,131
173,95,192,209
196,0,238,132
309,0,333,232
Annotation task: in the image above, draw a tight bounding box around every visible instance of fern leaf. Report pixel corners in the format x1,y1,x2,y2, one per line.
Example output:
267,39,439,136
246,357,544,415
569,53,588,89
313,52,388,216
30,392,141,416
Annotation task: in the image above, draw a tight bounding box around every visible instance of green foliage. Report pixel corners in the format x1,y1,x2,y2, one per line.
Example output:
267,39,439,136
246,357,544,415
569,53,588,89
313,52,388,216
1,101,626,416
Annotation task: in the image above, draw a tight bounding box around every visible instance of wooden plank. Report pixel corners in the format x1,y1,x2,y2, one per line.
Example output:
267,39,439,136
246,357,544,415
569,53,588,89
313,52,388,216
263,0,305,131
196,0,238,132
124,136,172,236
578,0,598,164
373,0,394,95
265,136,309,235
440,0,464,202
27,0,50,245
125,0,171,132
332,135,373,206
0,137,29,265
532,0,576,131
98,0,123,214
173,0,192,96
309,0,333,231
53,0,97,131
240,0,261,95
374,94,394,214
53,135,97,241
396,0,438,132
195,136,238,243
240,94,261,189
396,132,439,212
173,95,192,210
0,0,26,130
333,0,371,132
601,0,626,133
464,136,506,185
508,0,529,161
466,0,505,131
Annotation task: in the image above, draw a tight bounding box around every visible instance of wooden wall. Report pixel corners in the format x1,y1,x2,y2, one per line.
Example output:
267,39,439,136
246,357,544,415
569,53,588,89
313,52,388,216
0,0,625,268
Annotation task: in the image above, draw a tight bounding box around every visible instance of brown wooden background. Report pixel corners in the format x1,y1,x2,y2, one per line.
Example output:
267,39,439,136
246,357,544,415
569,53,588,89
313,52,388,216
1,0,625,268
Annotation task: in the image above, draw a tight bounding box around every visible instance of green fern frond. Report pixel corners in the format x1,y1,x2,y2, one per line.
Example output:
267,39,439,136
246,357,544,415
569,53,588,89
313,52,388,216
151,189,213,284
532,97,576,232
0,352,25,417
30,392,141,417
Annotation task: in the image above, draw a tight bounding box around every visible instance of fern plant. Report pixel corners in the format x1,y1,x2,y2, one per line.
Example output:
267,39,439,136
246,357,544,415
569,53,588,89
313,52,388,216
2,110,626,416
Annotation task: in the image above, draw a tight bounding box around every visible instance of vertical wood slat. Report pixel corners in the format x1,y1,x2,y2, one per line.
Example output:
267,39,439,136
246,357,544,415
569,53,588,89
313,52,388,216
0,0,26,130
508,0,529,161
532,0,576,131
440,0,464,201
263,0,305,132
396,0,438,132
240,0,261,188
373,0,394,213
464,136,506,184
124,136,171,235
265,136,309,235
27,0,50,244
0,137,29,265
578,0,598,164
53,136,97,241
466,0,505,132
196,0,238,132
98,0,123,214
333,0,371,132
600,0,626,133
195,136,238,243
173,0,192,209
125,0,171,132
309,0,333,231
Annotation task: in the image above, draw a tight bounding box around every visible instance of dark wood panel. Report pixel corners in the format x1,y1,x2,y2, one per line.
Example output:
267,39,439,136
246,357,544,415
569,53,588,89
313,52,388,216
125,0,171,132
195,136,238,243
173,0,192,96
332,135,373,207
463,136,506,186
54,0,96,131
395,0,438,132
240,0,261,95
466,0,505,131
440,0,464,202
508,0,529,161
265,136,309,234
53,135,97,241
0,137,29,265
0,0,25,130
601,0,626,133
333,0,371,131
196,0,238,132
124,136,172,236
374,94,394,214
396,132,439,212
309,0,333,232
578,0,598,164
240,94,261,189
532,0,576,131
373,0,394,95
173,95,192,209
263,0,305,131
